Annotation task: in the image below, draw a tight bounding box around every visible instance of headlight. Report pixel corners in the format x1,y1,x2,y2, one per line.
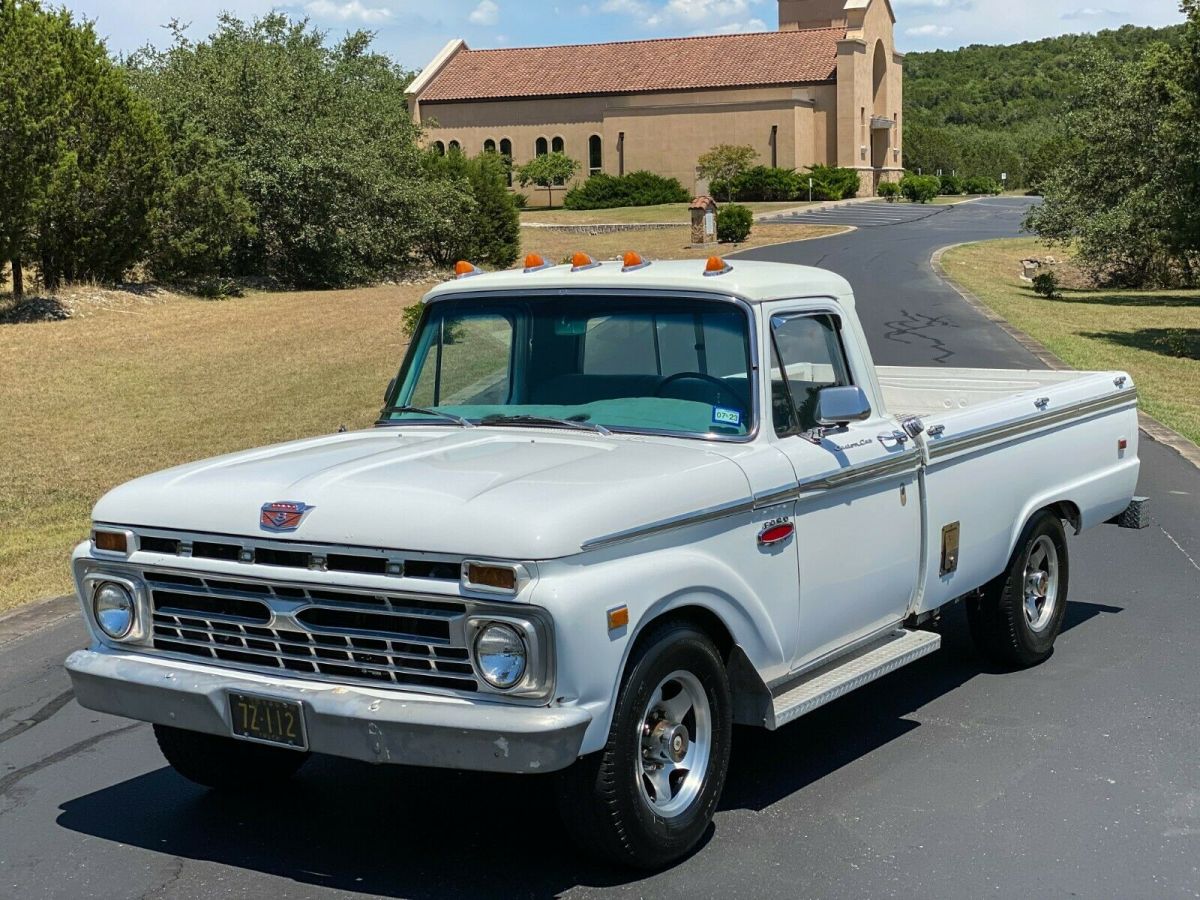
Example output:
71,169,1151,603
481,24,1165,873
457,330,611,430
93,582,135,639
473,622,527,689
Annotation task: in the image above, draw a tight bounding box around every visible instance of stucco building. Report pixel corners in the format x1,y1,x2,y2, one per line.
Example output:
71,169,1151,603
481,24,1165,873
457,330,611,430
409,0,903,200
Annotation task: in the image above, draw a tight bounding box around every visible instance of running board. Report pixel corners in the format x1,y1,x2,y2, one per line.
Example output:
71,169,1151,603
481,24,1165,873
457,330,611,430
767,629,941,730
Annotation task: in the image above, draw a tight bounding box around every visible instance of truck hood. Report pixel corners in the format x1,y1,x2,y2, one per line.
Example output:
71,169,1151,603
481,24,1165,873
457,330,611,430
93,428,752,559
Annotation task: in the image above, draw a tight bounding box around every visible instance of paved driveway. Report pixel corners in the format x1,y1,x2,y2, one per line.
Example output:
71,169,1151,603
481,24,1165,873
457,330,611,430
2,198,1198,899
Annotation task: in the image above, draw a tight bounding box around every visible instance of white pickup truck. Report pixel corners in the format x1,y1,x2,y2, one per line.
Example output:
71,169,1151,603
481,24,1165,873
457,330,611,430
66,255,1147,868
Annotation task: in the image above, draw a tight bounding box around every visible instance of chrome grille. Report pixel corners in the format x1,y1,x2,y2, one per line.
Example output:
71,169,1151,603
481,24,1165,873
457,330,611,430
145,570,479,692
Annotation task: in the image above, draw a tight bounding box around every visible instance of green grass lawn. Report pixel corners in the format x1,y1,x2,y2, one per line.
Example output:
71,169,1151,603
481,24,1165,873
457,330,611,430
941,238,1200,445
520,201,812,225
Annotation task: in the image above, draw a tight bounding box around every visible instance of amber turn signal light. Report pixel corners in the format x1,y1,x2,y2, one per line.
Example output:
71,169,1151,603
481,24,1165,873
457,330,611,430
607,606,630,631
94,530,128,553
465,563,518,592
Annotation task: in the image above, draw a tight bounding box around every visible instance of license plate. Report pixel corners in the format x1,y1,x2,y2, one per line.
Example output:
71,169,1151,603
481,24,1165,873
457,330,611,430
228,692,308,751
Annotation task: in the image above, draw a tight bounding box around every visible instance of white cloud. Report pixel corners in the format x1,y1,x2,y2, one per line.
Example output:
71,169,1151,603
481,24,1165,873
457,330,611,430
303,0,392,22
707,17,769,33
905,23,954,35
1061,6,1119,17
469,0,501,25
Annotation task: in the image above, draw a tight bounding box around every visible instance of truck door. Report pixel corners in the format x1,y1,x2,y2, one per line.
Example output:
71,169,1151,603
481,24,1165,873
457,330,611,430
766,307,923,670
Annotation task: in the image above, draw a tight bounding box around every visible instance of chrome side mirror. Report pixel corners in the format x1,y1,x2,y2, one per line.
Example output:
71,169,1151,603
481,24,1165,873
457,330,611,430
815,385,871,427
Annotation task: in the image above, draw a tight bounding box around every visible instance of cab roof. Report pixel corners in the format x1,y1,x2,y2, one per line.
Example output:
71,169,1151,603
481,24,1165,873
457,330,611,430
422,258,855,307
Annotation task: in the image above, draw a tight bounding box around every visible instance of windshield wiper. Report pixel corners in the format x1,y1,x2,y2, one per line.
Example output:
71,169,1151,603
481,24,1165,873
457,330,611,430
478,414,612,436
379,405,474,428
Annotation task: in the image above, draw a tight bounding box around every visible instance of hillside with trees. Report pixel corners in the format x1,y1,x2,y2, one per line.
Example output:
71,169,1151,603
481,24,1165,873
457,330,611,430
903,22,1186,188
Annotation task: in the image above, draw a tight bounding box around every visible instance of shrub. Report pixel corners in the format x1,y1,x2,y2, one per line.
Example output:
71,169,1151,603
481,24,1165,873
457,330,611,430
510,192,530,209
562,171,690,210
877,181,900,202
938,174,964,195
900,174,941,203
424,150,520,268
805,165,861,201
964,175,1002,195
716,204,754,243
711,166,802,202
1031,271,1061,298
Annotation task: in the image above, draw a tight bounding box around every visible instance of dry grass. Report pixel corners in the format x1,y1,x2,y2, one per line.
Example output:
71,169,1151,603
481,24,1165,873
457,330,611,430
0,283,428,611
520,201,811,225
942,238,1200,445
523,222,843,263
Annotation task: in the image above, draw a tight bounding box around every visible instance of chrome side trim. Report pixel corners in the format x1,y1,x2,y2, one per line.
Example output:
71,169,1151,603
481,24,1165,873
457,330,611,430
581,451,920,551
580,498,757,552
927,388,1138,461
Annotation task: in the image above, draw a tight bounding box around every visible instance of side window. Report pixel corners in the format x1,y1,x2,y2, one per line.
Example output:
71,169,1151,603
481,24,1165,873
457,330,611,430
770,313,851,435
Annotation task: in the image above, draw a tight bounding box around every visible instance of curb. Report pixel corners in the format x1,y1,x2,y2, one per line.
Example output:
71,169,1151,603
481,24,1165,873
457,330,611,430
0,595,77,648
932,242,1200,471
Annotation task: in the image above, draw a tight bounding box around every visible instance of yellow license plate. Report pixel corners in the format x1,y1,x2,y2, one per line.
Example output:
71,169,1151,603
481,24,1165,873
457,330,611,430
228,692,307,750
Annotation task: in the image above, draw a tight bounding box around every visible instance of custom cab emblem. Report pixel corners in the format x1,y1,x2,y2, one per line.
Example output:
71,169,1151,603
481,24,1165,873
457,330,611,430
259,501,314,532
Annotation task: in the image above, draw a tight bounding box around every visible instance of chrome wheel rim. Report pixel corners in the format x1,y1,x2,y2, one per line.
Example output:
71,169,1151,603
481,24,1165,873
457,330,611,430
1023,535,1060,633
636,670,711,819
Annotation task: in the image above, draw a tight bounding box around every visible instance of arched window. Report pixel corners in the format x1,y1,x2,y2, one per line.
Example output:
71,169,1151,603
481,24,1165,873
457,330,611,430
483,139,497,154
448,140,461,154
588,135,602,176
551,136,564,154
433,141,446,156
500,138,513,186
535,137,549,156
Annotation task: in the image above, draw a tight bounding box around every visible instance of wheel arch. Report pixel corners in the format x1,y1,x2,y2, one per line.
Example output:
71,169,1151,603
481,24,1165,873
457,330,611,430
1008,496,1080,562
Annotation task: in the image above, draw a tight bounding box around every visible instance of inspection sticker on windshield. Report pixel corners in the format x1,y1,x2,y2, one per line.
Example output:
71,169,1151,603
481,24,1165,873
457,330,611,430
712,406,741,427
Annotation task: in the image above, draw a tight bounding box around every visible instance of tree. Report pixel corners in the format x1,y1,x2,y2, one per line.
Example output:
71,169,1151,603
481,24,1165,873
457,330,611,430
515,152,581,208
0,0,67,298
129,15,435,288
1026,1,1200,287
697,145,758,202
424,149,520,268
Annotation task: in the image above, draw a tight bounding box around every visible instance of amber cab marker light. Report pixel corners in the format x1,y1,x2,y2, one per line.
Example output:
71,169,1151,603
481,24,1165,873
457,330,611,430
704,256,732,277
622,251,650,272
466,563,518,592
524,253,551,272
454,260,483,279
94,530,128,554
571,251,599,272
607,605,630,631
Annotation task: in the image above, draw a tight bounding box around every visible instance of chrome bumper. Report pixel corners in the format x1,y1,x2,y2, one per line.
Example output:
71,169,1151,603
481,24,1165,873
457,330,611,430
65,647,590,774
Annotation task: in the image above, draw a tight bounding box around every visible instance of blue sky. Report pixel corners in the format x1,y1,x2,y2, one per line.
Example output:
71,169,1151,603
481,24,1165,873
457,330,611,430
67,0,1188,71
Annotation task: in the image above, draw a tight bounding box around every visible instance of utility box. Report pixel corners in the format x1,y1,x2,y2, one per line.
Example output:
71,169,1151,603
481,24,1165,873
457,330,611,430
690,196,718,245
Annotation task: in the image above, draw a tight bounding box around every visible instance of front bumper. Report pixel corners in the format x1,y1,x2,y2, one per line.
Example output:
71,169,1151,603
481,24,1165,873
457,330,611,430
66,646,590,774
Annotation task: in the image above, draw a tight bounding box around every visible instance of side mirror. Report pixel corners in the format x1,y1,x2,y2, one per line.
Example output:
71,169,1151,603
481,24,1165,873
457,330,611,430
384,377,397,405
815,385,871,427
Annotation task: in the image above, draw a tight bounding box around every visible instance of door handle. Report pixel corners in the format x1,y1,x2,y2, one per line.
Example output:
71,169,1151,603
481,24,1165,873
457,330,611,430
878,430,909,446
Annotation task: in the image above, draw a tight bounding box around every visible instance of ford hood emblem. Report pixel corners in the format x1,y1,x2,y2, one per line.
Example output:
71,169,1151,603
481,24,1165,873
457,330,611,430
260,501,314,532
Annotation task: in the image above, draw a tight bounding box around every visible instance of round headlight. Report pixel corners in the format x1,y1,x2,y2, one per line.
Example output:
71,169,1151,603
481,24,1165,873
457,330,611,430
473,622,527,689
93,582,135,639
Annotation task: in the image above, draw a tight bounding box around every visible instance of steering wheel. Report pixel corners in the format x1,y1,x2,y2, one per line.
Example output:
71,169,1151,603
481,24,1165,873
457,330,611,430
655,372,747,414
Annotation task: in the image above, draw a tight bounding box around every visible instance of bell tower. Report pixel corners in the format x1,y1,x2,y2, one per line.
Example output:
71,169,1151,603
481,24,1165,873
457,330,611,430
778,0,848,30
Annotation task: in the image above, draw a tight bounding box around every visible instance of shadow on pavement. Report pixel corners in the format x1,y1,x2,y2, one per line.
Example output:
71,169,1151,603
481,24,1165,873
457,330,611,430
55,601,1121,898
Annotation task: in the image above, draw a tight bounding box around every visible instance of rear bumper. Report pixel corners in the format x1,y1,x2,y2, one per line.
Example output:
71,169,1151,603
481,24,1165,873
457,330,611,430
65,647,590,774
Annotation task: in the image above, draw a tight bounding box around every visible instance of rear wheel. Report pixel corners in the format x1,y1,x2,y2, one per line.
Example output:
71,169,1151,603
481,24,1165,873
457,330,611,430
154,724,309,790
967,510,1069,668
554,621,732,869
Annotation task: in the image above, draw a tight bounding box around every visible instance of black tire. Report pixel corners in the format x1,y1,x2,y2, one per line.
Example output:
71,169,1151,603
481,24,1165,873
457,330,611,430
153,724,309,790
967,510,1070,669
553,620,732,870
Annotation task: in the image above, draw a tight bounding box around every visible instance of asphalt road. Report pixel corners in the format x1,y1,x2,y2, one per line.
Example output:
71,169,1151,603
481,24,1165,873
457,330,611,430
3,198,1198,899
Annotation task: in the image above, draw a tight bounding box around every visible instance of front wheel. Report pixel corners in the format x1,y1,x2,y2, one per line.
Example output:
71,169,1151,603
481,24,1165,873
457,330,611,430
554,621,732,869
967,509,1070,668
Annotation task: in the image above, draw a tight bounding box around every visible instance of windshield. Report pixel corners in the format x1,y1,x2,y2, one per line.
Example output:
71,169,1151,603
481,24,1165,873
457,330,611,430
383,294,755,438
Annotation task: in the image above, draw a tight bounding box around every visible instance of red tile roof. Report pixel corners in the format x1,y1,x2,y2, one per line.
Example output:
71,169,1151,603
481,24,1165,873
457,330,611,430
418,28,843,102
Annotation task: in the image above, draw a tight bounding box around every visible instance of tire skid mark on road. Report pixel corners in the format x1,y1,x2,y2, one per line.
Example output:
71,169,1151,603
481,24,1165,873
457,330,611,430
0,722,141,798
0,688,75,746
